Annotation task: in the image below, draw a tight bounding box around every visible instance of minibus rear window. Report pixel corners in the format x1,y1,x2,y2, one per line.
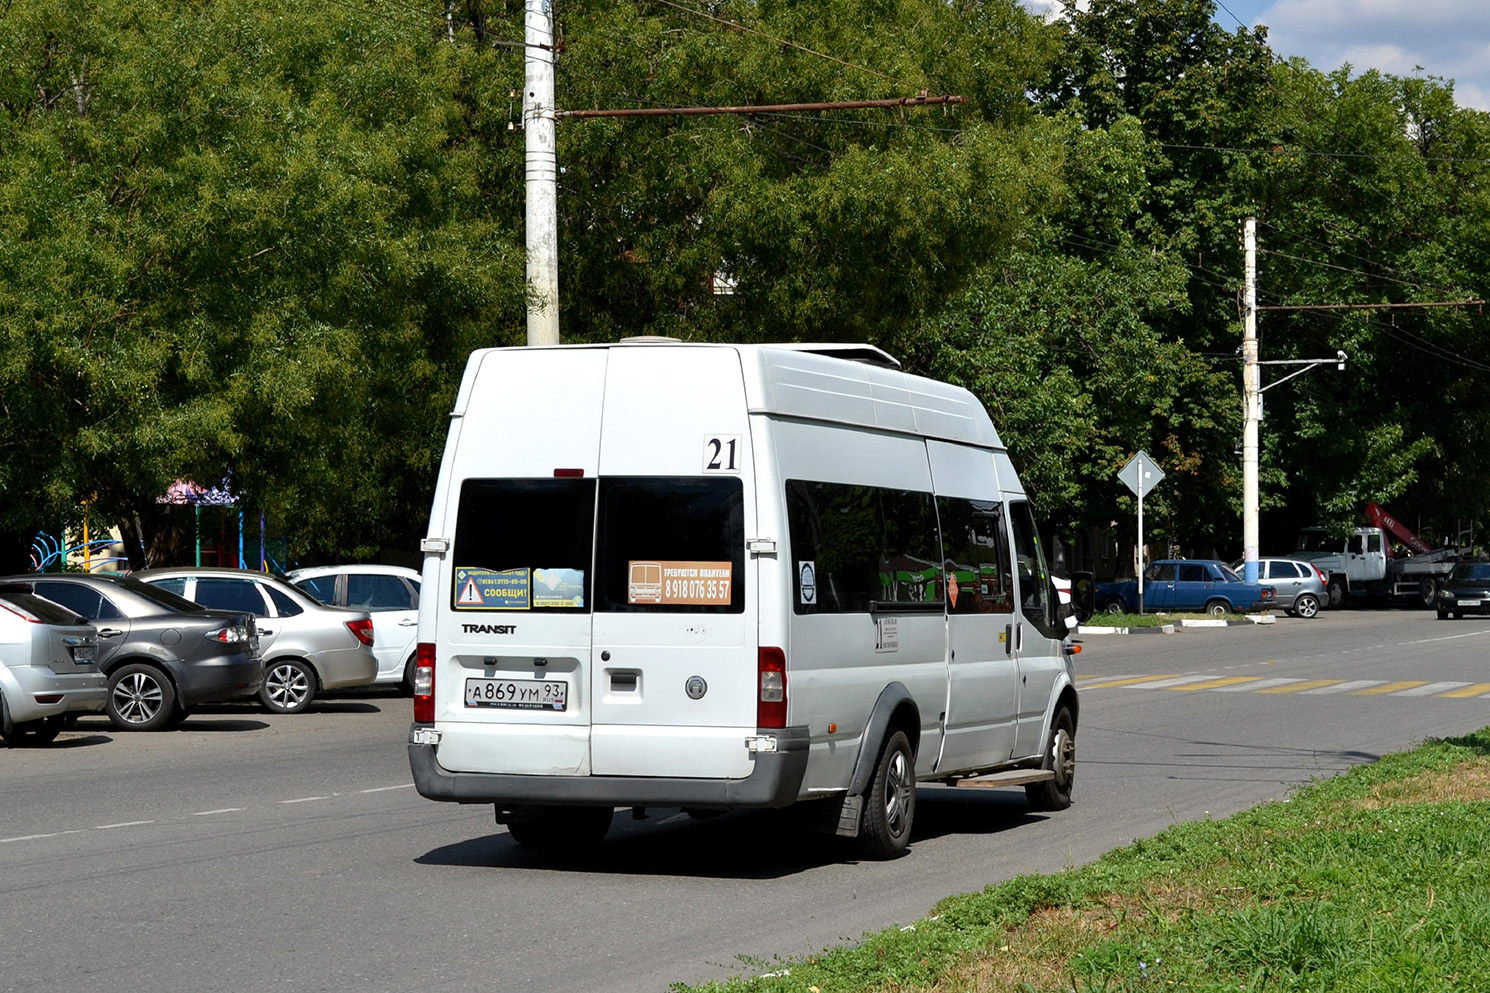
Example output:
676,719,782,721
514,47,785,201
595,477,745,613
451,478,596,611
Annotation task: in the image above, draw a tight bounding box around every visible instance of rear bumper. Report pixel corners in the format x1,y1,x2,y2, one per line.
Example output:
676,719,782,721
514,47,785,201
2,669,108,723
176,655,264,706
312,645,379,690
408,725,811,810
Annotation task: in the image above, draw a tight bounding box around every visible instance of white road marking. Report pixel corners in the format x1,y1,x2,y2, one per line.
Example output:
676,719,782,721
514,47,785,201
193,808,246,816
279,796,332,804
358,784,415,793
96,821,155,829
1211,678,1305,692
1299,680,1388,694
1,830,86,844
1120,675,1231,689
1396,681,1473,697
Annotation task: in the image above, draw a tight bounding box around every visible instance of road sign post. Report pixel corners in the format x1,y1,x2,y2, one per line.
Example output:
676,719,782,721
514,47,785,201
1118,452,1165,614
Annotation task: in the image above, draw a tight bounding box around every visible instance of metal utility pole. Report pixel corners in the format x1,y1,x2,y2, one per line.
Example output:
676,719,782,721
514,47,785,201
525,0,559,346
1242,218,1260,584
1237,217,1476,582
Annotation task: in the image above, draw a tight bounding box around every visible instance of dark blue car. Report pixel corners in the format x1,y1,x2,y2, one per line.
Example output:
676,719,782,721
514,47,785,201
1094,560,1276,616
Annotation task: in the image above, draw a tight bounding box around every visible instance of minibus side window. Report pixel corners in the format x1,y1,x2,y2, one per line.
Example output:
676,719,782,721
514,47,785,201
451,478,596,612
936,497,1011,614
595,476,745,614
1009,501,1061,640
786,480,942,613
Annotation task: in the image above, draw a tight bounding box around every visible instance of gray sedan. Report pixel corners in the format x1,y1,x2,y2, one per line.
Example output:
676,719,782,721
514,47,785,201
135,568,378,714
22,573,263,731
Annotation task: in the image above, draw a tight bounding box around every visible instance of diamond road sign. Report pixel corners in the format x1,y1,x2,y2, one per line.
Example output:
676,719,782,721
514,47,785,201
1118,451,1165,496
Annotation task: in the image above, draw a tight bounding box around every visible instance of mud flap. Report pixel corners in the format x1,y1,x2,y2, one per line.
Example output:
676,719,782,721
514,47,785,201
835,794,863,837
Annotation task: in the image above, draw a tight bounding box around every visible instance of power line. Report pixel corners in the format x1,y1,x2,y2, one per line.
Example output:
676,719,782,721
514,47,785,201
648,0,906,86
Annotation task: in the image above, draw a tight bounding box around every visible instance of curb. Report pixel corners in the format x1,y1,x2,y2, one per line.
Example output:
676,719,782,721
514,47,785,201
1077,613,1276,635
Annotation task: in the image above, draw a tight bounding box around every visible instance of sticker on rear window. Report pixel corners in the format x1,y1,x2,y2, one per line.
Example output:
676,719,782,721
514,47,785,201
454,567,530,610
532,568,585,608
628,561,733,605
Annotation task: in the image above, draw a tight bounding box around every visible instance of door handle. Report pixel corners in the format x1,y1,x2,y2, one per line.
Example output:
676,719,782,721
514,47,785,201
398,619,417,627
97,628,125,638
258,627,275,637
1003,624,1012,655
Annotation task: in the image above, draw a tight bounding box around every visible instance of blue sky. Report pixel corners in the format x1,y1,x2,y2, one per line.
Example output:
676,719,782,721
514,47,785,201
1025,1,1490,111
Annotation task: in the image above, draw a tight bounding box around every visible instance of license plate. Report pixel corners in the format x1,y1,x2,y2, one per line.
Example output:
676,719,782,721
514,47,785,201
1460,600,1482,607
464,677,567,711
71,645,96,664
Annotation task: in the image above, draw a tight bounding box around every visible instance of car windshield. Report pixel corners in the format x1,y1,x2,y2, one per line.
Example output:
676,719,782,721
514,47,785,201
1449,562,1490,583
118,575,207,612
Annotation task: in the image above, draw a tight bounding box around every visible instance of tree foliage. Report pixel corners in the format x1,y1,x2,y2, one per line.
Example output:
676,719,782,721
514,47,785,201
2,0,1488,567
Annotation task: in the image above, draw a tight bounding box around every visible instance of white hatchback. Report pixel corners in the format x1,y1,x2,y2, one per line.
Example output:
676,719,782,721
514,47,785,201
286,565,420,690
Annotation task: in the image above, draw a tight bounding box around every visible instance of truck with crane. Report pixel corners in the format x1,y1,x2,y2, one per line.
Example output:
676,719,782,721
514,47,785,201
1292,503,1471,609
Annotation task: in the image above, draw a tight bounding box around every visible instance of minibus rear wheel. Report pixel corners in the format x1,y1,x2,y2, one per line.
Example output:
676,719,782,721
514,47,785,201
854,730,916,860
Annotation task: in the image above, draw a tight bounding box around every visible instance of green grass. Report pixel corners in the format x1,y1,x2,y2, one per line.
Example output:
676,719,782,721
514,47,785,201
674,729,1490,992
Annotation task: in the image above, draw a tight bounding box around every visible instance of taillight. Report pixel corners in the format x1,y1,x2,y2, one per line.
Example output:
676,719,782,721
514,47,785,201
757,647,786,729
346,618,375,647
206,624,248,643
1315,565,1328,584
413,642,436,723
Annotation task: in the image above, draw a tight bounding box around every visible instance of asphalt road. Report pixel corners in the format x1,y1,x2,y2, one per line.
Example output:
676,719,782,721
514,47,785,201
2,607,1487,993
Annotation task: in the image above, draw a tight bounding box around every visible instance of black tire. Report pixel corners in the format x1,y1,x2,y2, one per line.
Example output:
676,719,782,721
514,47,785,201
401,653,417,695
0,693,63,746
1418,579,1438,609
260,658,317,714
1026,705,1076,812
1327,579,1347,608
1100,598,1126,616
1204,600,1230,617
503,806,614,849
107,663,177,732
854,729,916,860
1294,593,1321,619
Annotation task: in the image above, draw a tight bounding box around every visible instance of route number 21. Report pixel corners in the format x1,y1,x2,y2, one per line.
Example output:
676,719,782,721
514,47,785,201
703,435,741,472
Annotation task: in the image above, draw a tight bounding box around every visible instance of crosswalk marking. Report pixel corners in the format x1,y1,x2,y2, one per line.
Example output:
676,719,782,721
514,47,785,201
1121,674,1235,689
1162,676,1262,691
1257,679,1343,694
1299,680,1388,694
1212,677,1304,692
1440,682,1490,698
1395,681,1472,696
1076,675,1181,690
1076,675,1490,699
1352,681,1428,695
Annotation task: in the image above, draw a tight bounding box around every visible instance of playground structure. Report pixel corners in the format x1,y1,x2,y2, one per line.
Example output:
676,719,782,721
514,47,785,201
31,480,287,574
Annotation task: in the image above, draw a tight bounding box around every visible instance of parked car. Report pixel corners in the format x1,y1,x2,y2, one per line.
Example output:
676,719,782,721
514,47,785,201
1229,558,1328,618
20,573,263,731
134,567,378,713
0,582,106,745
286,564,419,690
1094,559,1277,616
1436,561,1490,619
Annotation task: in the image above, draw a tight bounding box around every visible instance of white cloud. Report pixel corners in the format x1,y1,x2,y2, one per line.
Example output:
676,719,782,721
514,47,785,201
1259,0,1490,109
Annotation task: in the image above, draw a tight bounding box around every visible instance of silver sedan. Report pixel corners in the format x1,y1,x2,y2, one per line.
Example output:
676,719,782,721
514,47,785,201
134,568,378,714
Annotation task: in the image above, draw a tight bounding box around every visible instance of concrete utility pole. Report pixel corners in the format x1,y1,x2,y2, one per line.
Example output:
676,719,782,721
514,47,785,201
525,0,559,346
1242,219,1260,584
